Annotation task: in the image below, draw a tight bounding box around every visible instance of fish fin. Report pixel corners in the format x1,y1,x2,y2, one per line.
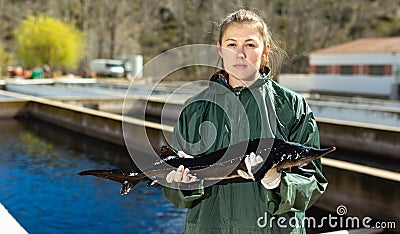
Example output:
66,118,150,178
298,162,310,168
120,180,140,195
147,180,159,187
255,154,263,165
243,152,264,181
244,156,255,180
160,145,177,159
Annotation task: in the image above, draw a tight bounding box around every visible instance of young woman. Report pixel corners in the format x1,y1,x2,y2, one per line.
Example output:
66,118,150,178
162,9,327,233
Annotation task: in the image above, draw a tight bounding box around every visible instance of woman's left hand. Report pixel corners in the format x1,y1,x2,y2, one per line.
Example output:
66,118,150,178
260,167,281,189
237,152,281,189
166,165,199,183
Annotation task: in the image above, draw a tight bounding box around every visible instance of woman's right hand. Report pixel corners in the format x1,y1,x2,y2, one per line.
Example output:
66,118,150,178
166,165,199,183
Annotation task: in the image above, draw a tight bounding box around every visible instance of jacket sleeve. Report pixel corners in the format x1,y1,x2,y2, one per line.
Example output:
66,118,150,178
162,182,205,208
161,103,205,208
273,96,328,215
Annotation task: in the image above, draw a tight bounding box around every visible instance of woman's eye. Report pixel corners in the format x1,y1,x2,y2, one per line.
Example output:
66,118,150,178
227,43,236,47
246,43,256,47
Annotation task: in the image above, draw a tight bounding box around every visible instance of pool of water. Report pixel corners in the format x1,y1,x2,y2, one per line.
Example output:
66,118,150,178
0,118,186,234
1,118,396,234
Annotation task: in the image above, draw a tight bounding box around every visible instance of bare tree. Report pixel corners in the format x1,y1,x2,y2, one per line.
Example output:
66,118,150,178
0,0,399,76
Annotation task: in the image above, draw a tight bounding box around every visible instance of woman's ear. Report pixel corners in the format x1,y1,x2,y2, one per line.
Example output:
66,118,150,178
263,44,271,57
261,44,271,67
217,42,223,58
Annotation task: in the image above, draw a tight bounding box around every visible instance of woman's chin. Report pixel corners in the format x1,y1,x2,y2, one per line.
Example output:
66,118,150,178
227,70,258,82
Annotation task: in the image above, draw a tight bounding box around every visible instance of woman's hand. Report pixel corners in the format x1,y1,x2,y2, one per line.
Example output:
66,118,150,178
166,165,199,183
166,150,198,183
237,152,281,189
260,167,281,189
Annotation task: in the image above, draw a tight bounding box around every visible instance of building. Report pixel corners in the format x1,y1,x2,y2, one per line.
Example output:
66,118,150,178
279,37,400,99
309,37,400,99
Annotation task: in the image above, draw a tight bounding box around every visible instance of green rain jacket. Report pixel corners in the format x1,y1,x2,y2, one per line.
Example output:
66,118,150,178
162,72,328,233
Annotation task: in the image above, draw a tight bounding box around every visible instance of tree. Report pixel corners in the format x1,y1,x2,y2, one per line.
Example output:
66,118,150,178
85,0,139,59
2,0,399,76
15,14,84,70
0,46,11,76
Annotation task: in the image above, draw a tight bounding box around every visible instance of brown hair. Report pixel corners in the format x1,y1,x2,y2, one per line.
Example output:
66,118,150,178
217,9,286,79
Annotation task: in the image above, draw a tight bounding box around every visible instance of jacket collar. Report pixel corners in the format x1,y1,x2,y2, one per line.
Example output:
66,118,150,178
209,71,270,94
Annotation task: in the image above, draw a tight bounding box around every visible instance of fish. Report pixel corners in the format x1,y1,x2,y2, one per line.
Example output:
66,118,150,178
78,138,336,195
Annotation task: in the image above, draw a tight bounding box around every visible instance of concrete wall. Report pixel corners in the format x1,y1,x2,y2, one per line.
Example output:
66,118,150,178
310,52,400,65
60,98,126,113
23,98,400,159
0,90,174,155
308,100,400,127
278,74,395,97
309,75,395,96
317,117,400,160
28,101,126,146
310,53,400,65
61,97,183,125
0,203,28,234
1,89,399,159
277,74,311,93
27,100,173,156
0,100,29,118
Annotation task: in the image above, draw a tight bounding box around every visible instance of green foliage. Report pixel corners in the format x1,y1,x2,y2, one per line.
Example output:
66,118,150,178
15,14,84,70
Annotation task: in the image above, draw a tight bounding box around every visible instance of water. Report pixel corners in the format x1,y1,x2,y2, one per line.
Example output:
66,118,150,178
0,119,186,234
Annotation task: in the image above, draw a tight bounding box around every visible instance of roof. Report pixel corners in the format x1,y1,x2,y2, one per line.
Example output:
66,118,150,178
310,37,400,55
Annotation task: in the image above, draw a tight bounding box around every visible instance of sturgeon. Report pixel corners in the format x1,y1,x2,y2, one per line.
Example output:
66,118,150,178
78,138,335,195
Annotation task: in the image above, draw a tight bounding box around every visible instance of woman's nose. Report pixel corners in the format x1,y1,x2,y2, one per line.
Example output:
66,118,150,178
235,47,246,59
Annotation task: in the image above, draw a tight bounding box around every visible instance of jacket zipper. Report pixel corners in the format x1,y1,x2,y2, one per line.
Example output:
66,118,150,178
232,89,243,234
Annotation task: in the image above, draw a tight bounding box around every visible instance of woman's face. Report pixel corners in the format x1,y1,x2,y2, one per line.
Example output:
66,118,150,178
217,23,269,87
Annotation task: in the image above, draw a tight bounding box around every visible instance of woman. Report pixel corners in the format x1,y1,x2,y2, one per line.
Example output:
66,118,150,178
162,9,327,233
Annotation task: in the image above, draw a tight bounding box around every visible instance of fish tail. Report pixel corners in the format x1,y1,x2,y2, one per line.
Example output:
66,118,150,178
77,169,144,195
77,169,106,177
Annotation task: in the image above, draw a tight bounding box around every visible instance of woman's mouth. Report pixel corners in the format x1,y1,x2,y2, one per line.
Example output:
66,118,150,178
233,64,247,69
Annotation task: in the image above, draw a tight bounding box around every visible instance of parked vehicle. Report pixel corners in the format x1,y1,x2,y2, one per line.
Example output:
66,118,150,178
89,59,125,77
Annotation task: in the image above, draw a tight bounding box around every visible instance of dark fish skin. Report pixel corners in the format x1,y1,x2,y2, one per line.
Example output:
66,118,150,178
78,138,336,195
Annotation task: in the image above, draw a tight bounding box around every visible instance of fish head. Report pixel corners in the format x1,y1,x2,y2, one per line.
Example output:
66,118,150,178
275,146,336,171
